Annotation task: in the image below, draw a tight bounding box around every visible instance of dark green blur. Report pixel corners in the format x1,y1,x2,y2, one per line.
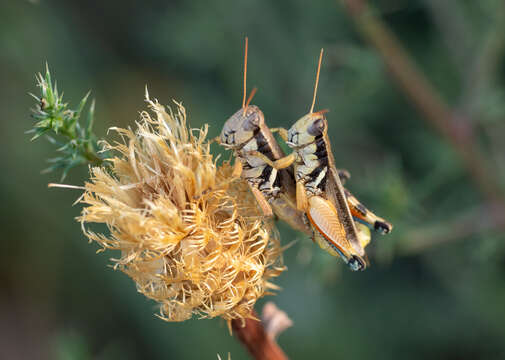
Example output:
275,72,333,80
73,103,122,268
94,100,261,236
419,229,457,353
2,0,505,359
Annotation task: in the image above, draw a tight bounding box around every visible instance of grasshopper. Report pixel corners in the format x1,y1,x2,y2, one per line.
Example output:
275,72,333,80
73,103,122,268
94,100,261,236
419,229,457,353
219,38,311,235
262,49,393,270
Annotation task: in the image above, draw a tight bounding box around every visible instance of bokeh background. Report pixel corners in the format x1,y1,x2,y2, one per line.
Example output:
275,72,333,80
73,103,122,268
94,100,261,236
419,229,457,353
2,0,505,359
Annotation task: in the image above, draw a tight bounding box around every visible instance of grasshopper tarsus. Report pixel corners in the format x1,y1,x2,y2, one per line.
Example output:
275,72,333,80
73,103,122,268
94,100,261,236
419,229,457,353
374,220,393,234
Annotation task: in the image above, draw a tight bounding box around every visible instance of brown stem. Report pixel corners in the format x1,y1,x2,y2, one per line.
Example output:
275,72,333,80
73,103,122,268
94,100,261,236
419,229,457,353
232,312,288,360
341,0,505,206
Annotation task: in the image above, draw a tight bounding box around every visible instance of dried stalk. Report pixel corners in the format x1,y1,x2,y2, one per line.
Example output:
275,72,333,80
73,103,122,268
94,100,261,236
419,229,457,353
231,308,289,360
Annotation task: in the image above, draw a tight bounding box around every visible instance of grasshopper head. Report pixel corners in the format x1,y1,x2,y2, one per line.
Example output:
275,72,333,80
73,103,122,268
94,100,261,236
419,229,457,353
286,110,328,149
220,105,264,149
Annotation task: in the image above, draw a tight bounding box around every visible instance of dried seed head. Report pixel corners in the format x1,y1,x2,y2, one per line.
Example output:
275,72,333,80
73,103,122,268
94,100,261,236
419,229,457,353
78,95,285,321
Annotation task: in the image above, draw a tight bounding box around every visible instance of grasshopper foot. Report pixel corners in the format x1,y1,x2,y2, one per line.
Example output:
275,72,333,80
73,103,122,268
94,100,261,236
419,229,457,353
374,221,393,234
348,256,366,271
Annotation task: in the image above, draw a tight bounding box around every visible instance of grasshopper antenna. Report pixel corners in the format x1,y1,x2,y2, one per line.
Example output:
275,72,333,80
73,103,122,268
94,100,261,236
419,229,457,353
244,87,257,109
242,37,249,115
241,37,258,114
310,48,324,114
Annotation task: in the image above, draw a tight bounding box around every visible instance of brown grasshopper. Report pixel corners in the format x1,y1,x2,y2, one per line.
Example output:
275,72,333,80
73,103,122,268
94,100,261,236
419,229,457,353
261,49,393,270
219,38,311,235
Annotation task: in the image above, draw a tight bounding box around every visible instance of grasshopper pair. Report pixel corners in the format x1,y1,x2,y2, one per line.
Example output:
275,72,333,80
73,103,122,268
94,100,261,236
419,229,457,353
219,39,392,271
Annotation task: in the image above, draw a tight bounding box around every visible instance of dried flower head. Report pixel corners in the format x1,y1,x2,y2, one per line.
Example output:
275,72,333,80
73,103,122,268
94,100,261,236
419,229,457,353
79,93,285,321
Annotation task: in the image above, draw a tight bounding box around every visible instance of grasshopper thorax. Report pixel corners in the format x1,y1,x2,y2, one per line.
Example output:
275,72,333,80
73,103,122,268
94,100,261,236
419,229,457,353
220,105,265,149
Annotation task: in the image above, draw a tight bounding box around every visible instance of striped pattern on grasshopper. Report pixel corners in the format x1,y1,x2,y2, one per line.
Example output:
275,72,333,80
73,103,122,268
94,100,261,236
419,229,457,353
274,49,393,270
219,38,311,235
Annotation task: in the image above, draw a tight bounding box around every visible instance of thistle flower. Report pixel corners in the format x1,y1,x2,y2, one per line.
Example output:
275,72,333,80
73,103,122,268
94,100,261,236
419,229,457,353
79,93,285,321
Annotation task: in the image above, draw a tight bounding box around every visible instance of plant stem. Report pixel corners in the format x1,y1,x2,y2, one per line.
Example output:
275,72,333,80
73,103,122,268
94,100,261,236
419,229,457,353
232,312,288,360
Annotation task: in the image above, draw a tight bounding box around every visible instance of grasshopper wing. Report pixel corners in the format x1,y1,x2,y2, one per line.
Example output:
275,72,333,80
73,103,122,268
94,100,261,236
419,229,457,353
307,196,367,270
324,166,365,257
307,195,351,257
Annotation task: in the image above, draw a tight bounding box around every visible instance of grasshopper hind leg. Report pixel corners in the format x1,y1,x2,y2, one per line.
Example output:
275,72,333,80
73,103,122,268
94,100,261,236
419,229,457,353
344,189,393,234
243,150,295,171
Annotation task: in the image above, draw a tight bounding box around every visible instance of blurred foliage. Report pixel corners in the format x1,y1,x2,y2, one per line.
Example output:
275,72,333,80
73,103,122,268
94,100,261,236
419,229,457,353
2,0,505,359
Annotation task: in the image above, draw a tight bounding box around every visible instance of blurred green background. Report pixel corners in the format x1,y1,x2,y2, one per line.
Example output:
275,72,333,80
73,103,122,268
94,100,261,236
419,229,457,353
2,0,505,359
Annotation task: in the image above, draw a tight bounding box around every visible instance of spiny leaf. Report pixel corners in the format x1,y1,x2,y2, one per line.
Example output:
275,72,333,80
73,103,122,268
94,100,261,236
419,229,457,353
28,65,107,177
86,99,96,138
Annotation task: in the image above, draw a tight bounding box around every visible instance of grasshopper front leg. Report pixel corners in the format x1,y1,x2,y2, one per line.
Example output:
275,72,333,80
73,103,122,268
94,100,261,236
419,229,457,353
296,181,309,212
271,128,352,184
243,150,296,170
231,158,274,216
270,127,289,142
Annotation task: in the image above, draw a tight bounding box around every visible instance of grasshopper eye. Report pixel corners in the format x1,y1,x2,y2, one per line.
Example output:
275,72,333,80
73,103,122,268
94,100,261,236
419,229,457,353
307,118,325,136
243,113,260,131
